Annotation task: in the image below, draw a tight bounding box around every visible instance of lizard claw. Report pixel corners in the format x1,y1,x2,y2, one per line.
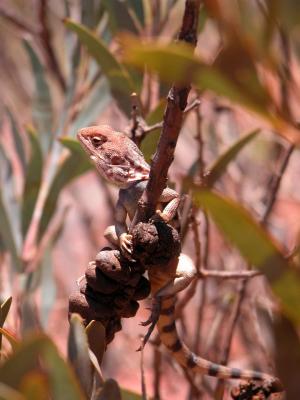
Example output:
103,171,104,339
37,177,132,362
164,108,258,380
150,209,168,223
119,233,134,259
137,297,162,350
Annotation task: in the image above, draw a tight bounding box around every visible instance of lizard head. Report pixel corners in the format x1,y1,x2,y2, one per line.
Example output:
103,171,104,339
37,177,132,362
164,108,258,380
77,125,150,188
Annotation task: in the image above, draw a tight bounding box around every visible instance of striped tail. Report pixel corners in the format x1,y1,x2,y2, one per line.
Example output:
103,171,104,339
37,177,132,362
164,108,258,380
158,297,283,392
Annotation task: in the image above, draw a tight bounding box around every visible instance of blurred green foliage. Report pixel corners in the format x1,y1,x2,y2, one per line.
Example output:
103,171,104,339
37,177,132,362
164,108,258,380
0,0,299,398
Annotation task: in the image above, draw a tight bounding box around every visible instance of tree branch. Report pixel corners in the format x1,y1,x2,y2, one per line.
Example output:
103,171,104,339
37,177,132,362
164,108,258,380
131,0,201,225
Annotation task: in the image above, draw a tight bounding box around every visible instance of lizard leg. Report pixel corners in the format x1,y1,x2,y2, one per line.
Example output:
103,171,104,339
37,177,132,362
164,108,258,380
155,188,180,222
140,254,196,347
104,225,119,246
154,253,197,298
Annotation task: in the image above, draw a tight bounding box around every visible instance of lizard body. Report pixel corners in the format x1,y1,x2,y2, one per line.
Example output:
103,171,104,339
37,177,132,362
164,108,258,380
77,125,282,391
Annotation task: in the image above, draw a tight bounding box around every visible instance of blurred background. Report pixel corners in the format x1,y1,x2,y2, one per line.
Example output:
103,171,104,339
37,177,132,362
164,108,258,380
0,1,300,399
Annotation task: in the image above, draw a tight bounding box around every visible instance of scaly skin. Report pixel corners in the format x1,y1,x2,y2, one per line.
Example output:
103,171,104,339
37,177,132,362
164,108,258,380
77,125,282,392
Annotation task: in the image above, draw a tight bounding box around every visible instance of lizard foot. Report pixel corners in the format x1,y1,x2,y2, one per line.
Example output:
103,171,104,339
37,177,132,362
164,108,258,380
119,233,134,259
150,209,169,223
137,297,162,350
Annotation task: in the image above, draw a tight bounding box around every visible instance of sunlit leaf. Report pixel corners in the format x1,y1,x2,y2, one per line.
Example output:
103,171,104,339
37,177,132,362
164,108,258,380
123,38,300,145
65,19,135,115
0,191,22,272
0,335,85,399
206,129,260,186
0,297,13,351
20,371,48,400
37,139,92,239
0,297,12,327
68,315,93,397
193,189,300,324
121,388,143,400
21,126,43,237
23,41,53,153
85,320,106,370
0,383,24,400
0,327,18,350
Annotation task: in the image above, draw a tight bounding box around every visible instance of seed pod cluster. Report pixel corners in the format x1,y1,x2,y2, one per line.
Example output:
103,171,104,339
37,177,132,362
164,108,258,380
69,248,150,344
69,220,180,344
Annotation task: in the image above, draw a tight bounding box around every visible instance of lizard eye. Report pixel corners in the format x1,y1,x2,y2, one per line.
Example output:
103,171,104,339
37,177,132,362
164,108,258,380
90,135,106,147
111,155,125,165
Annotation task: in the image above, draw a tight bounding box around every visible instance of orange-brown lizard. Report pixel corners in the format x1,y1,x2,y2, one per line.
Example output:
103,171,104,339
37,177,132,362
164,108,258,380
77,125,282,392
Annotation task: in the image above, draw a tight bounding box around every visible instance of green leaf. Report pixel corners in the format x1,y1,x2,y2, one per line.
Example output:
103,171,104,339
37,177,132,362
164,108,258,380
0,190,22,272
37,139,92,239
65,19,135,115
0,327,18,350
121,388,143,400
23,41,53,153
0,297,13,352
0,297,12,327
6,110,26,174
206,129,260,186
0,383,24,400
123,38,300,145
140,99,166,162
21,126,43,237
85,320,106,369
102,0,139,34
68,315,93,398
0,335,85,399
193,189,300,324
20,371,48,400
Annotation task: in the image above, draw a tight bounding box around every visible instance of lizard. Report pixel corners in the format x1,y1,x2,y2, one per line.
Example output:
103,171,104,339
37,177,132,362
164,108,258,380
77,124,282,392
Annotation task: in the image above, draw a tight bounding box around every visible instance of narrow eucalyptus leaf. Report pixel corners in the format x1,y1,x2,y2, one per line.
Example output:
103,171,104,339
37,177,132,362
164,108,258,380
0,335,85,399
70,78,111,133
23,41,53,153
141,99,166,162
193,189,300,324
0,191,21,272
6,109,26,174
21,126,43,237
86,320,106,369
206,129,260,187
65,19,135,115
0,297,12,327
68,315,93,398
37,144,92,239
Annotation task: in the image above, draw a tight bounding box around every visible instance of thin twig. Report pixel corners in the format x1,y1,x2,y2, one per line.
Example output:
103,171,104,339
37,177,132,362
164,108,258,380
142,99,201,135
214,280,248,399
140,345,148,400
152,333,162,400
131,0,201,225
0,6,40,35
